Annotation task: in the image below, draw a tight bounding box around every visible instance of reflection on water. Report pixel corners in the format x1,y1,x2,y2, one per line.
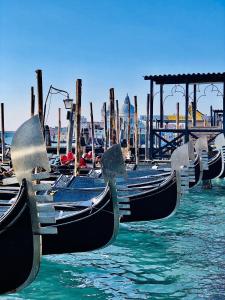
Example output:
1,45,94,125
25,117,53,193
4,179,225,300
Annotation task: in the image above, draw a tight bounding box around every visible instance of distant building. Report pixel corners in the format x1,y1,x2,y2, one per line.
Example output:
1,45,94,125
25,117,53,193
120,94,134,124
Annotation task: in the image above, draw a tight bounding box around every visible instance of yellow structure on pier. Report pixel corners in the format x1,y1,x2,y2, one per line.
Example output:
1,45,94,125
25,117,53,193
167,104,206,122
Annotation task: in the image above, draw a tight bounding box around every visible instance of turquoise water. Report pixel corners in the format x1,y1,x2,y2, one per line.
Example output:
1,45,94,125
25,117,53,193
4,132,14,145
2,180,225,299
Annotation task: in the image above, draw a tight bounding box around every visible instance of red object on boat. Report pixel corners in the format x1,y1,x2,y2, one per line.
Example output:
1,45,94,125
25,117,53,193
60,155,68,165
67,151,75,161
79,157,87,168
86,151,92,159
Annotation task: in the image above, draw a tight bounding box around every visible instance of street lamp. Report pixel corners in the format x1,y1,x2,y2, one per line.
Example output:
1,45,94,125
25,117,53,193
43,85,71,125
63,98,73,110
43,85,75,152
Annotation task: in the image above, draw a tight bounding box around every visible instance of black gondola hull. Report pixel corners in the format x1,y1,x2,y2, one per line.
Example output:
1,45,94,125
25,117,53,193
0,181,39,294
121,175,178,223
202,152,222,180
42,189,117,255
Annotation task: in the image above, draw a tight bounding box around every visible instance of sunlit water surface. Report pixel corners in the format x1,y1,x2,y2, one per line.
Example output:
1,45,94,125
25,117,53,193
0,179,225,299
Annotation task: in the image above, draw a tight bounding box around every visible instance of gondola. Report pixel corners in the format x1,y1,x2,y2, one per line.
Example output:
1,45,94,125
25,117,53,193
202,150,222,180
118,144,192,222
0,182,121,255
214,133,225,178
44,138,207,229
48,140,200,222
0,179,41,294
46,142,194,225
195,133,224,181
118,141,198,190
0,180,124,255
119,170,178,222
41,182,119,254
9,115,127,255
41,142,127,255
117,142,193,222
125,140,202,190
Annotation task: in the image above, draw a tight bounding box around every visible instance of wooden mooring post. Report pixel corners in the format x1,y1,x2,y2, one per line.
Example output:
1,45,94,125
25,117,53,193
127,98,131,152
149,81,154,160
35,69,44,129
103,102,108,151
193,84,197,127
90,102,95,168
145,94,150,160
185,83,189,142
57,108,61,156
176,102,180,142
74,79,82,176
223,80,225,135
1,103,5,163
139,127,142,148
159,84,164,128
210,105,213,127
116,99,120,144
134,96,139,164
66,103,75,153
176,102,180,130
109,88,116,146
31,86,35,117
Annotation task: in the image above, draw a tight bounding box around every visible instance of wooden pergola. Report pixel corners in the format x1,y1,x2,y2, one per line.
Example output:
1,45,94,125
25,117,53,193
144,72,225,159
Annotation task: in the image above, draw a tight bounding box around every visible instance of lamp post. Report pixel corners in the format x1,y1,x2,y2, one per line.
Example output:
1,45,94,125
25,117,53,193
63,98,75,153
43,85,74,150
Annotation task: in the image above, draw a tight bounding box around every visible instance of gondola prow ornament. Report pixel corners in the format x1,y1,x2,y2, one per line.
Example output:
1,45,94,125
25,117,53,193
195,136,209,172
0,115,58,294
11,115,57,235
171,142,193,196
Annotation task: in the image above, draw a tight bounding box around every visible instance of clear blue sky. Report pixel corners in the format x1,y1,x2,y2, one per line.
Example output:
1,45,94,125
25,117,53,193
0,0,225,130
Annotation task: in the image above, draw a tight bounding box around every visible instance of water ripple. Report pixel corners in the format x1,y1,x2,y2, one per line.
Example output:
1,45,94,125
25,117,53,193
3,180,225,299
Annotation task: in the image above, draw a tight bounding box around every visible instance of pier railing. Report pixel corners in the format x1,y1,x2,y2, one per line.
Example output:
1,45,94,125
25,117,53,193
151,127,223,158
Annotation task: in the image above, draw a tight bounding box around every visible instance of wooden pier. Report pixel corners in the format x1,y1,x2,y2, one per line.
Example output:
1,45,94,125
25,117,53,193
144,72,225,159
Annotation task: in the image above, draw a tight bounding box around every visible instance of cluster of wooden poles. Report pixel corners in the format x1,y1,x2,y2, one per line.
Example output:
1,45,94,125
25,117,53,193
30,70,141,174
